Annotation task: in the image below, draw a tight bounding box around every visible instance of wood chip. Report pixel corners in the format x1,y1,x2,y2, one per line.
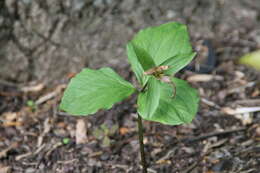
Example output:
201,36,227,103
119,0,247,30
37,118,52,147
227,82,255,94
222,107,260,115
119,127,131,135
0,165,11,173
221,107,259,125
0,142,19,159
35,84,66,105
76,119,88,144
21,83,45,92
187,74,223,82
235,99,260,106
201,98,220,109
1,112,23,127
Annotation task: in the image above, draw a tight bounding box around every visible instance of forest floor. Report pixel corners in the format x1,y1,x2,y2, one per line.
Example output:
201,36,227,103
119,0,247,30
1,55,260,173
1,0,260,173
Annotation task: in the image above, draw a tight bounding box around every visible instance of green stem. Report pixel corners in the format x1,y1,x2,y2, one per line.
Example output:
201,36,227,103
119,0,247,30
137,114,148,173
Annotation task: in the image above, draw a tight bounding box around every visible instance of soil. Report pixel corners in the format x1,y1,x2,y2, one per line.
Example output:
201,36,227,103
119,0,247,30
1,0,260,173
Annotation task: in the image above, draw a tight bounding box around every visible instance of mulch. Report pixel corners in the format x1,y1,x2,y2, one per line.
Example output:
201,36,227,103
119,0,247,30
0,51,260,173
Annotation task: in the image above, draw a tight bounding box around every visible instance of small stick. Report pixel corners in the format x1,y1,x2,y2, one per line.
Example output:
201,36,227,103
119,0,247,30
181,127,246,143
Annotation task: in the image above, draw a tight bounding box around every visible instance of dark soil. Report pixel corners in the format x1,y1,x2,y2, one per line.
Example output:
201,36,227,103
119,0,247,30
1,0,260,173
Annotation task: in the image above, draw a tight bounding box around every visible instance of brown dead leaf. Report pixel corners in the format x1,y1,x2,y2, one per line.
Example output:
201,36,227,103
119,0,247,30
119,127,130,135
156,159,171,164
206,171,215,173
57,122,66,128
2,112,17,121
1,112,22,127
3,121,23,127
67,72,77,79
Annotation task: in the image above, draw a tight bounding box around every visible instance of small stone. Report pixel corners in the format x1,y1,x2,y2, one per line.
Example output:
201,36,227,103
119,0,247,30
100,153,109,161
25,168,35,173
255,126,260,137
166,10,176,19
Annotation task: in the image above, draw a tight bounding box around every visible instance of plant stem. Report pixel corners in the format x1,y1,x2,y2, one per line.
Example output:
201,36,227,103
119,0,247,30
137,114,147,173
140,82,148,92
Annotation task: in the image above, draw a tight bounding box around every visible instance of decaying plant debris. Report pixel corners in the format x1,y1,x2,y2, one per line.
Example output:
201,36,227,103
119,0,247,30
1,0,260,173
1,59,259,172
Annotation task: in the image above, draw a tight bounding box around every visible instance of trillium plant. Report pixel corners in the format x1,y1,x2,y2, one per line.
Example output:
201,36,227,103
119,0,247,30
60,22,199,173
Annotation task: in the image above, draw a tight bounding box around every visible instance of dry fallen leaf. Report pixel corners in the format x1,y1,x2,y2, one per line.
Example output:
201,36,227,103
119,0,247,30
1,112,22,127
156,159,171,164
66,72,77,79
206,171,215,173
119,127,130,135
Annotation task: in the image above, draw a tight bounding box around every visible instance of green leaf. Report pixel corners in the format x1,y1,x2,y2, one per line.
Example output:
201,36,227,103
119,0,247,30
62,138,70,145
129,42,156,71
160,52,197,75
137,76,161,119
60,67,136,115
126,43,149,85
130,22,193,66
138,78,199,125
239,50,260,70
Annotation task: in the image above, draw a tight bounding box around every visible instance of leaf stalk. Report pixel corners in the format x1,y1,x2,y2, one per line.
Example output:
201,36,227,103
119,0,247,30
137,114,148,173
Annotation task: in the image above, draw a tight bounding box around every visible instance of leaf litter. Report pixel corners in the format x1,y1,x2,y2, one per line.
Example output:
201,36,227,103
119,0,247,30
1,5,260,173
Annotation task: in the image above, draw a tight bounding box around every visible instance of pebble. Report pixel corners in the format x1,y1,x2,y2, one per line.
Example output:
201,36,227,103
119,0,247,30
166,10,176,19
255,126,260,137
100,153,109,161
25,168,35,173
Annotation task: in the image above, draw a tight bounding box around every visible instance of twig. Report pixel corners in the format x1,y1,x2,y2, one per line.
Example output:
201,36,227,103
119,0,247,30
45,142,63,157
35,84,66,105
0,79,18,87
201,98,220,109
181,127,246,143
156,148,177,164
235,99,260,106
180,162,198,173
